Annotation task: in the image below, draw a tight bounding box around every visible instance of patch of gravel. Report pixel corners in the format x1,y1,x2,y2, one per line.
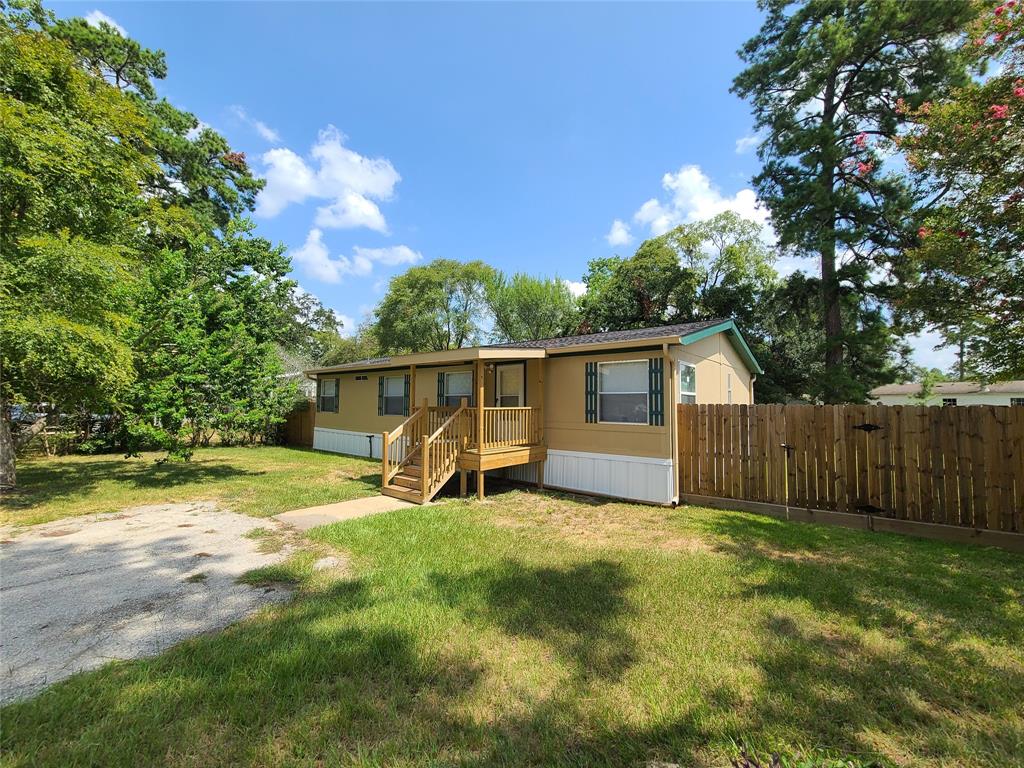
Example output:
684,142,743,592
0,502,295,705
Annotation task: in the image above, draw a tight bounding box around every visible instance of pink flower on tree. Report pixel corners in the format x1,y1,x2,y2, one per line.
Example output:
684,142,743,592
854,132,868,148
1014,87,1024,98
918,227,932,239
857,161,874,175
989,104,1010,119
995,4,1005,15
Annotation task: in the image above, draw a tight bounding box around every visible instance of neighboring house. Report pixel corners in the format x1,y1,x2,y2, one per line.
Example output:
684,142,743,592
305,318,762,505
869,380,1024,408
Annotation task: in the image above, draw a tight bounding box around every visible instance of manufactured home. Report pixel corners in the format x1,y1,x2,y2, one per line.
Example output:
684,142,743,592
305,319,762,505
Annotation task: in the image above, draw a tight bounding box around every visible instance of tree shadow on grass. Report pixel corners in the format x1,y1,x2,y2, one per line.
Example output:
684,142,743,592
5,459,263,511
689,511,1024,761
1,577,493,767
430,558,636,681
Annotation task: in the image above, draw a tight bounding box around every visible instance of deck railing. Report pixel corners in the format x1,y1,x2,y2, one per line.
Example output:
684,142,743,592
480,406,541,449
383,403,543,489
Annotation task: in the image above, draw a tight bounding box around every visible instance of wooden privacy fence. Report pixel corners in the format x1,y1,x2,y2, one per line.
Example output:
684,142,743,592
282,399,315,447
677,403,1023,535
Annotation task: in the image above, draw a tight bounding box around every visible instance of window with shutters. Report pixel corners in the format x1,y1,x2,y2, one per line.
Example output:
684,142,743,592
383,376,405,415
443,371,473,406
679,363,696,405
598,361,648,424
318,377,338,413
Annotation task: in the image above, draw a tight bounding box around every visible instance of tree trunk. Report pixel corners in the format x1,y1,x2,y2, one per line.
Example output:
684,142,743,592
0,411,16,489
819,74,844,404
820,237,844,402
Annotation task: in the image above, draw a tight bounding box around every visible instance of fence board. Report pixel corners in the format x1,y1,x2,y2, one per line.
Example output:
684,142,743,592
677,403,1022,537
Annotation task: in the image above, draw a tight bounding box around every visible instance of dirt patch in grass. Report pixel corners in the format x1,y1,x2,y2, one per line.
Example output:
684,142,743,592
486,489,714,554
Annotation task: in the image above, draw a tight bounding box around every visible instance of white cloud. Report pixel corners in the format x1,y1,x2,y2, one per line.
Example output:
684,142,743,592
230,106,281,144
605,219,633,247
290,229,421,284
336,314,357,337
563,280,586,298
630,164,770,237
256,126,400,235
84,10,125,35
735,134,760,154
908,329,959,373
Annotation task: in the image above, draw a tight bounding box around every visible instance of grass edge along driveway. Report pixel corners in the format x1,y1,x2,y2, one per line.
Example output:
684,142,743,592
2,452,1021,768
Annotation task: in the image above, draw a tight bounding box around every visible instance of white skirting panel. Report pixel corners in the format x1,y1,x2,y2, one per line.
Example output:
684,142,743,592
503,449,674,505
313,427,382,459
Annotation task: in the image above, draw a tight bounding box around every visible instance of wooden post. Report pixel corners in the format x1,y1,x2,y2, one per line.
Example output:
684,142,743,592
421,432,430,502
476,359,485,450
477,469,485,500
382,431,389,485
460,469,467,497
537,357,545,444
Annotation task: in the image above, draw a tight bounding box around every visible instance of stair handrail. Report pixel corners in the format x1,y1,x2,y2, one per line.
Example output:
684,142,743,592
382,401,427,484
421,400,470,499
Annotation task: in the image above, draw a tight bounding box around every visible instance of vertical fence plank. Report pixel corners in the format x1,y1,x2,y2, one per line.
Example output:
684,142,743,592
940,407,960,526
890,406,905,519
956,406,974,526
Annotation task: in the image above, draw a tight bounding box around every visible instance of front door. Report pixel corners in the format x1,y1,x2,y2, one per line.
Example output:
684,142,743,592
495,363,525,407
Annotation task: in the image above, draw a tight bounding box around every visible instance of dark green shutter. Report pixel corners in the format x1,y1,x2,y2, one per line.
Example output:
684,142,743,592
377,376,384,416
437,372,445,405
648,358,664,426
334,377,340,413
584,362,597,423
403,374,410,416
315,377,322,413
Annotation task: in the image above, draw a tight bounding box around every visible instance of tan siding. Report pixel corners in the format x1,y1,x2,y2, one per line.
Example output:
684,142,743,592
675,334,753,406
544,348,670,459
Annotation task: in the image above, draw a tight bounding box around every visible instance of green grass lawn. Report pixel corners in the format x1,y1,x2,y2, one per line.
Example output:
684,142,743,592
1,447,380,527
2,449,1023,766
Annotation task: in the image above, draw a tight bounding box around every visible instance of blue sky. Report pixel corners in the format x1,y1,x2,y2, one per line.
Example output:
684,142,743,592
60,2,950,369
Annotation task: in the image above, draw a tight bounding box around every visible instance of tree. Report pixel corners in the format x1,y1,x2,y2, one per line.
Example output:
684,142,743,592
485,273,578,342
900,0,1024,380
732,0,975,402
660,211,776,324
751,271,912,403
0,4,155,486
578,239,683,331
374,259,496,353
1,4,310,483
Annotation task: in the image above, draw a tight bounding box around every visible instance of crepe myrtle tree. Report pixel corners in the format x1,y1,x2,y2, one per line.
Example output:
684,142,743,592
900,0,1024,380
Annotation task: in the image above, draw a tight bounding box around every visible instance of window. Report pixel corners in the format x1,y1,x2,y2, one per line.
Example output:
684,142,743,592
444,371,473,407
1011,397,1024,406
598,361,648,424
727,373,733,404
318,377,338,413
383,376,405,415
942,397,958,407
679,363,696,405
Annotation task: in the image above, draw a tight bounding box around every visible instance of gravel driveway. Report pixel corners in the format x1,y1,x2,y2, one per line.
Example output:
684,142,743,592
0,502,294,704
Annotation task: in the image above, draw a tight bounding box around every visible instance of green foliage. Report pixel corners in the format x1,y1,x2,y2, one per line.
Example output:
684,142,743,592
752,272,911,403
0,5,314,475
485,272,578,342
900,0,1024,380
374,259,497,353
732,0,975,402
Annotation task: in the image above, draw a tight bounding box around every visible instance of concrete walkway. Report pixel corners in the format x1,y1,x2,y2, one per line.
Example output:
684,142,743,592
273,495,416,531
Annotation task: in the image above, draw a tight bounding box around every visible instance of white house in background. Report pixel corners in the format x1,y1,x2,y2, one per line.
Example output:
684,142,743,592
870,380,1024,407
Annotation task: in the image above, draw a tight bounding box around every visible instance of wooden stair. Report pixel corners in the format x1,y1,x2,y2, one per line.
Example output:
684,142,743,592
382,449,460,503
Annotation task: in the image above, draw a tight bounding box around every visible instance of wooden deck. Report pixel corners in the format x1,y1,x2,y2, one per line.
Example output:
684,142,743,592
381,401,544,503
